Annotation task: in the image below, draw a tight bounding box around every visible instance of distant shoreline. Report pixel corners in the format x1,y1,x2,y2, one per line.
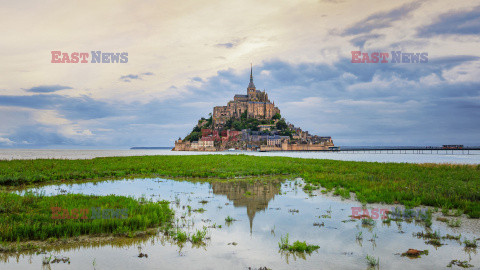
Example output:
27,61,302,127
1,149,479,164
130,147,172,150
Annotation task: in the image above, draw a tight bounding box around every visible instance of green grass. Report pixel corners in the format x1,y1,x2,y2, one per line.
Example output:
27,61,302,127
190,227,208,244
413,230,441,239
0,155,479,217
463,238,477,248
173,230,188,242
278,233,319,253
361,218,376,226
426,239,443,246
0,192,173,242
365,254,379,267
225,216,234,223
448,218,462,228
442,234,461,241
447,260,474,268
333,188,350,199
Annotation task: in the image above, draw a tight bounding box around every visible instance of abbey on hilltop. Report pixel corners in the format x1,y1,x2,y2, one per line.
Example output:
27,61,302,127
173,65,334,151
212,65,280,129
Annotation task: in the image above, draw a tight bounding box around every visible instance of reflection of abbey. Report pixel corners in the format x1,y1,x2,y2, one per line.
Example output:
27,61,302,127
213,66,280,128
173,65,335,152
210,180,282,233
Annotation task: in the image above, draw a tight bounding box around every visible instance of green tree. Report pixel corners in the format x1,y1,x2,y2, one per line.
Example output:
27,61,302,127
272,113,281,120
276,119,288,130
232,121,243,131
185,131,201,142
192,126,201,132
225,118,234,129
279,129,293,138
206,115,212,127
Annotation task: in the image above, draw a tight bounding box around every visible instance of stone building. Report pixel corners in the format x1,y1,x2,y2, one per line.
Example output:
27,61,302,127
213,66,280,129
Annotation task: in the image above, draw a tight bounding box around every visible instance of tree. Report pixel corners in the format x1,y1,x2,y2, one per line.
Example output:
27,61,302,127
232,121,243,131
272,113,281,120
225,118,233,129
206,115,212,127
185,131,201,142
248,118,260,131
279,129,293,138
276,119,288,130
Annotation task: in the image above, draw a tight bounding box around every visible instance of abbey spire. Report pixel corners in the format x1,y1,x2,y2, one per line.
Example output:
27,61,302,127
247,64,255,90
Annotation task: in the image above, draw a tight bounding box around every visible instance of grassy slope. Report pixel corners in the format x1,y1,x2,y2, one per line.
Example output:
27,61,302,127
0,155,479,217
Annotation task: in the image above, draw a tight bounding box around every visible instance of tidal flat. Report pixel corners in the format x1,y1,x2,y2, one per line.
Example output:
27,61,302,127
1,155,479,217
0,155,479,269
0,177,479,269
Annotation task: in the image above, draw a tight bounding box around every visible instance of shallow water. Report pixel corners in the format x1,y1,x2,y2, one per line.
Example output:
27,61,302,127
3,178,480,269
1,149,480,164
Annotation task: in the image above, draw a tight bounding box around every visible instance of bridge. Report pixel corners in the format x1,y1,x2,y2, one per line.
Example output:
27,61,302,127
325,147,480,155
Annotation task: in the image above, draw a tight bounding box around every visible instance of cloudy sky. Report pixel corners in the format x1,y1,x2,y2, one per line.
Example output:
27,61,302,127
1,0,479,148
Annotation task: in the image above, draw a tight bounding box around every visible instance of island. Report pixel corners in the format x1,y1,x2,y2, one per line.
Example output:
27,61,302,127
174,66,335,151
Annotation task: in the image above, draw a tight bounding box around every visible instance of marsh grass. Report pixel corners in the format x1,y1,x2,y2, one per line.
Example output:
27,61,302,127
365,254,379,267
333,188,350,199
173,230,188,242
1,155,479,217
442,234,461,241
0,192,173,242
448,219,462,228
425,239,443,247
437,217,448,222
190,227,208,244
463,238,477,248
413,230,441,240
278,234,319,253
447,260,474,268
361,218,376,227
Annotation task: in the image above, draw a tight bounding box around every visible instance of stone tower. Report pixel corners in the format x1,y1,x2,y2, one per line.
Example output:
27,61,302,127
247,64,256,98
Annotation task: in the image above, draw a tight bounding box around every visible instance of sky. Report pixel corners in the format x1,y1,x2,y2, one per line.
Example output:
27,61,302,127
0,0,479,148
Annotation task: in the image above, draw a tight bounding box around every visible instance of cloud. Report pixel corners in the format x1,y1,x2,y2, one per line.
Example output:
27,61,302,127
215,38,246,49
0,137,14,146
119,72,154,82
2,55,480,147
429,55,480,69
349,34,383,48
417,5,480,37
24,85,72,93
0,94,116,120
183,59,480,145
341,1,422,36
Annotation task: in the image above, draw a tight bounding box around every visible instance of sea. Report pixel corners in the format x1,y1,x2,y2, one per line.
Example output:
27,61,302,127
1,148,479,164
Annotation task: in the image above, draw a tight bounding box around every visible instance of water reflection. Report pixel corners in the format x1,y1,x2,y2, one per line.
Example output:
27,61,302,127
2,178,480,270
210,180,283,232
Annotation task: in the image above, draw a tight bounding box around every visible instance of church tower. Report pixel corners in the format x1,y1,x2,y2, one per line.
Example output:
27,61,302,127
247,64,256,98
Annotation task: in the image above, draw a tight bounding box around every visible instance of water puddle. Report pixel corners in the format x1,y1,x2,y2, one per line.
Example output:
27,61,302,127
2,178,479,269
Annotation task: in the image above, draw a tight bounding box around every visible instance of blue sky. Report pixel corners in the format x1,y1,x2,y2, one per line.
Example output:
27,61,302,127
0,0,479,148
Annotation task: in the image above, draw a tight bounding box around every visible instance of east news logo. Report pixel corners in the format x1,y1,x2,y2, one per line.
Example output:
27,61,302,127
351,51,428,63
51,51,128,63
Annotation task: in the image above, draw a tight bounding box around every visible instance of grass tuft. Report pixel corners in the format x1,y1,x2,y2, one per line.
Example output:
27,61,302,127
278,233,319,253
